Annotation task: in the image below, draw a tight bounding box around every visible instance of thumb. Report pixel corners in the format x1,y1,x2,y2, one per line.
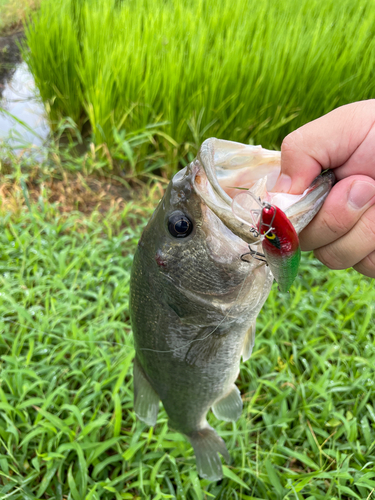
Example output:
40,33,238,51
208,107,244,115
275,129,322,193
273,100,375,194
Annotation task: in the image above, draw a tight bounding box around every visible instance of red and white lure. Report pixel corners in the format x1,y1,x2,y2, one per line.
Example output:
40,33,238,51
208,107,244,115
232,191,301,292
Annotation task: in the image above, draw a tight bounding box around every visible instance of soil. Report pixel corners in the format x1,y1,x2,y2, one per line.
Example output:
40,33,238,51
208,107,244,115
0,30,24,95
40,174,135,215
0,169,165,218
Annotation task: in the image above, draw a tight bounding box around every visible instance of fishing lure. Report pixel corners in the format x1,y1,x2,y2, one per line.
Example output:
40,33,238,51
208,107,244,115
258,203,301,292
232,192,301,292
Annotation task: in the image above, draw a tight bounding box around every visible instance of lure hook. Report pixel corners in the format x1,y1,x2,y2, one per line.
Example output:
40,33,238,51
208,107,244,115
232,189,301,292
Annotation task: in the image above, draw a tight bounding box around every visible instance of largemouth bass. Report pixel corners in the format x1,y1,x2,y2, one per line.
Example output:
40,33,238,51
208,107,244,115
130,138,334,481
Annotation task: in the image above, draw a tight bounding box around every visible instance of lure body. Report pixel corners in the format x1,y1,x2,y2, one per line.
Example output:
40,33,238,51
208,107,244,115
259,205,301,292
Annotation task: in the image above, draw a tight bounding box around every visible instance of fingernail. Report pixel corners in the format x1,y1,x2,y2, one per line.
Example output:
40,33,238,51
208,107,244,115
348,181,375,209
274,173,292,193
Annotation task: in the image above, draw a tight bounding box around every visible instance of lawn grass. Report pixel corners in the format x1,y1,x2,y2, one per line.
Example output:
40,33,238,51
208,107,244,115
0,174,375,499
23,0,375,174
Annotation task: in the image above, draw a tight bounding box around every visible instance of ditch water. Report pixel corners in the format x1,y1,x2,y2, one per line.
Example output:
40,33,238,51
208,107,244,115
0,62,50,148
0,31,50,150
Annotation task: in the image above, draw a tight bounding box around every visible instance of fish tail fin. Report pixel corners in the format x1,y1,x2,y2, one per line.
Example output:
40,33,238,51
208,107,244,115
188,425,230,481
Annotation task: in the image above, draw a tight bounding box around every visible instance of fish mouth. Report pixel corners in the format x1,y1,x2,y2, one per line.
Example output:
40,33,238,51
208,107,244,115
193,138,335,243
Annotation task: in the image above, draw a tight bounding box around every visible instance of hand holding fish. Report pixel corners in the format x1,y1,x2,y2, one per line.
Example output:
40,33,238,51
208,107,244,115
274,100,375,278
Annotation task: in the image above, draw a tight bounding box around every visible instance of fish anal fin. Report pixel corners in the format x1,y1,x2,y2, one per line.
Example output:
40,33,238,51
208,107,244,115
133,357,159,426
212,384,243,422
242,319,256,362
189,425,230,481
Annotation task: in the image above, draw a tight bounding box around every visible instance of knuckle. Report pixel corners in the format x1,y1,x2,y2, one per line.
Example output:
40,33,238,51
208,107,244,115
299,232,313,251
314,245,347,270
349,100,375,120
358,99,375,112
366,251,375,268
353,251,375,279
320,209,352,237
357,211,375,242
281,133,299,155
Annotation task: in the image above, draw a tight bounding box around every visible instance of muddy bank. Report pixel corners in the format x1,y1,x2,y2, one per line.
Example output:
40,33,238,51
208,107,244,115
0,30,24,94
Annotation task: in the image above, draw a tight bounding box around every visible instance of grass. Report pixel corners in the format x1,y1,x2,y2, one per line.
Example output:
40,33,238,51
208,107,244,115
23,0,375,174
0,166,375,499
0,114,174,179
2,4,375,493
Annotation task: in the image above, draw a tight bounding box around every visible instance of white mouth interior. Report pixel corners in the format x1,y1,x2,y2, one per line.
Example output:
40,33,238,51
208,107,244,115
211,144,305,213
195,138,330,240
216,162,280,200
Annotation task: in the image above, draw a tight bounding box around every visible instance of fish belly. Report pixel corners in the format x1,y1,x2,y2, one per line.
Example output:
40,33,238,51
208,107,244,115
138,332,244,435
131,246,274,435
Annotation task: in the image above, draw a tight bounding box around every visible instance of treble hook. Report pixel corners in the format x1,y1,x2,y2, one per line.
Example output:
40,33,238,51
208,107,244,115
241,245,268,265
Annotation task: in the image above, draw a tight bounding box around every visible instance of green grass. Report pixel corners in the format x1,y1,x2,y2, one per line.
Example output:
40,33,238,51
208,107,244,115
2,1,375,496
23,0,375,174
0,180,375,499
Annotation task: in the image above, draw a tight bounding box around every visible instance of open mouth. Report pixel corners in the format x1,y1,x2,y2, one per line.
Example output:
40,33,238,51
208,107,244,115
193,138,335,243
196,138,280,205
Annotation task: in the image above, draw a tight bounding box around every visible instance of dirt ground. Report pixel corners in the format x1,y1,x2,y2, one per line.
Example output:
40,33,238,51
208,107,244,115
0,168,166,218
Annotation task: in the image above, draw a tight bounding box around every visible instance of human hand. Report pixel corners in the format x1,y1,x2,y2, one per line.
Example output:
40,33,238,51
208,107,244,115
274,100,375,278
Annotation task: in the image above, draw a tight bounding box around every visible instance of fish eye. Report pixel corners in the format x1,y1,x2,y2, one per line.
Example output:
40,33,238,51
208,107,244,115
168,213,193,238
265,232,276,240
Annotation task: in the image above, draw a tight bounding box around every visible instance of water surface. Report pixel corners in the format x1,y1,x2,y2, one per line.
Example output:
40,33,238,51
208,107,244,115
0,62,50,149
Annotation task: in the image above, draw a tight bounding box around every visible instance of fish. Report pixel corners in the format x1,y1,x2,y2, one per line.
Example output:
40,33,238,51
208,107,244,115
130,138,335,481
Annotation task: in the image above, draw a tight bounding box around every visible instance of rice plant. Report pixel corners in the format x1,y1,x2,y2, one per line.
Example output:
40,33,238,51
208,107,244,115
23,0,375,174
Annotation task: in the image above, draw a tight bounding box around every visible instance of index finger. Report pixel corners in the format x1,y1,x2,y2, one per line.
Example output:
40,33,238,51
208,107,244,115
274,100,375,194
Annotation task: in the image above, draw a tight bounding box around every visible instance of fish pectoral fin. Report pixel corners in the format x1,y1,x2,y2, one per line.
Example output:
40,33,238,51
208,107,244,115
133,357,159,426
184,329,224,367
212,384,243,422
188,425,230,481
242,319,256,362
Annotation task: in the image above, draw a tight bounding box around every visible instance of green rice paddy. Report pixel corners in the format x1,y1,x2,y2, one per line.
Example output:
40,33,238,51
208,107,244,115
24,0,375,173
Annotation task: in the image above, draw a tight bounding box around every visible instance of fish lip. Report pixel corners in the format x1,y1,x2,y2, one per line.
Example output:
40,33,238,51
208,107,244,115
283,169,336,233
196,138,233,208
191,155,260,244
194,137,336,208
192,138,335,241
303,169,336,191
